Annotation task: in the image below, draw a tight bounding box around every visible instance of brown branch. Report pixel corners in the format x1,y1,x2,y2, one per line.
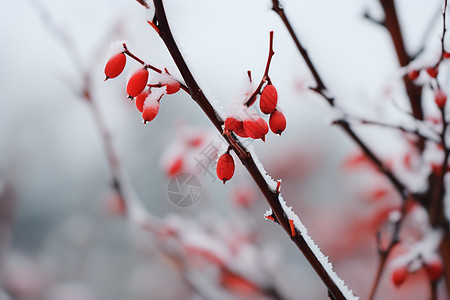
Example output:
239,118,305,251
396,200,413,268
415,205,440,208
152,0,354,298
378,0,424,150
346,117,440,144
270,0,409,201
270,1,416,298
245,31,275,107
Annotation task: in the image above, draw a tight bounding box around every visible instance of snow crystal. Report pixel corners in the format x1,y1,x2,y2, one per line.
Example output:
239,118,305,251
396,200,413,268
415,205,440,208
143,87,165,109
151,72,179,86
105,40,127,64
390,228,443,269
277,195,358,299
247,145,278,192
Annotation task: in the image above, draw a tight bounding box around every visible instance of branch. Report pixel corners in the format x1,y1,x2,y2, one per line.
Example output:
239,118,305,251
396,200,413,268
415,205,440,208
270,1,416,298
378,0,424,150
150,0,357,299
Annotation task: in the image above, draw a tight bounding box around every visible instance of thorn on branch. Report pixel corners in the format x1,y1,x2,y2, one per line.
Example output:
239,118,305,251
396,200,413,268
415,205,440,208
289,219,297,237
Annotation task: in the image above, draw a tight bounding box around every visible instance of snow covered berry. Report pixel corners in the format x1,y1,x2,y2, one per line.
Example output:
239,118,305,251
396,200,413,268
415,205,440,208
142,97,160,124
224,117,249,138
391,266,408,287
104,52,126,80
434,89,447,109
135,90,150,113
164,81,181,95
243,117,269,141
127,68,149,97
407,69,420,81
216,153,235,184
425,259,443,281
426,67,438,78
260,84,278,114
269,110,286,135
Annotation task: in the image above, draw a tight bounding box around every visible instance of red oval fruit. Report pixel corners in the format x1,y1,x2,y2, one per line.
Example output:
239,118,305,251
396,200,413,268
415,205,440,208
260,84,278,114
167,156,183,177
142,99,160,124
444,52,450,59
269,110,286,135
216,153,235,184
243,117,269,141
127,68,149,97
426,67,438,78
407,69,420,81
164,81,181,95
391,266,408,287
435,89,447,109
135,90,150,113
425,259,443,281
225,117,249,138
105,52,126,80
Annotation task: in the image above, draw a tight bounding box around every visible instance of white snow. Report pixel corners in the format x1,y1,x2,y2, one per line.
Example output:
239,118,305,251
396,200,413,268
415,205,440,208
105,40,127,64
277,195,358,299
143,87,165,108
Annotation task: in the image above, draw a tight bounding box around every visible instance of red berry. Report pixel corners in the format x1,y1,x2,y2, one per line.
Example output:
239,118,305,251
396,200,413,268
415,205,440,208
167,156,183,177
142,99,160,124
224,117,249,138
260,84,278,114
407,69,420,81
444,52,450,58
435,89,447,109
392,266,408,287
216,153,235,184
164,81,181,95
426,67,438,78
425,259,443,281
243,117,269,141
135,90,150,113
104,52,126,80
269,110,286,135
127,68,149,97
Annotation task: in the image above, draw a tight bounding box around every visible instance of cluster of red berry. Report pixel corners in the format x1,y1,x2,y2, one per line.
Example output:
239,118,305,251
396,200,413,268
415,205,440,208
391,256,443,287
224,84,286,142
216,83,287,184
407,56,449,109
104,51,181,123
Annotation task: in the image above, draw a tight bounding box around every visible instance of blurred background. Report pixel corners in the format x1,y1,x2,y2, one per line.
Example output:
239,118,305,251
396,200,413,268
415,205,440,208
0,0,445,299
